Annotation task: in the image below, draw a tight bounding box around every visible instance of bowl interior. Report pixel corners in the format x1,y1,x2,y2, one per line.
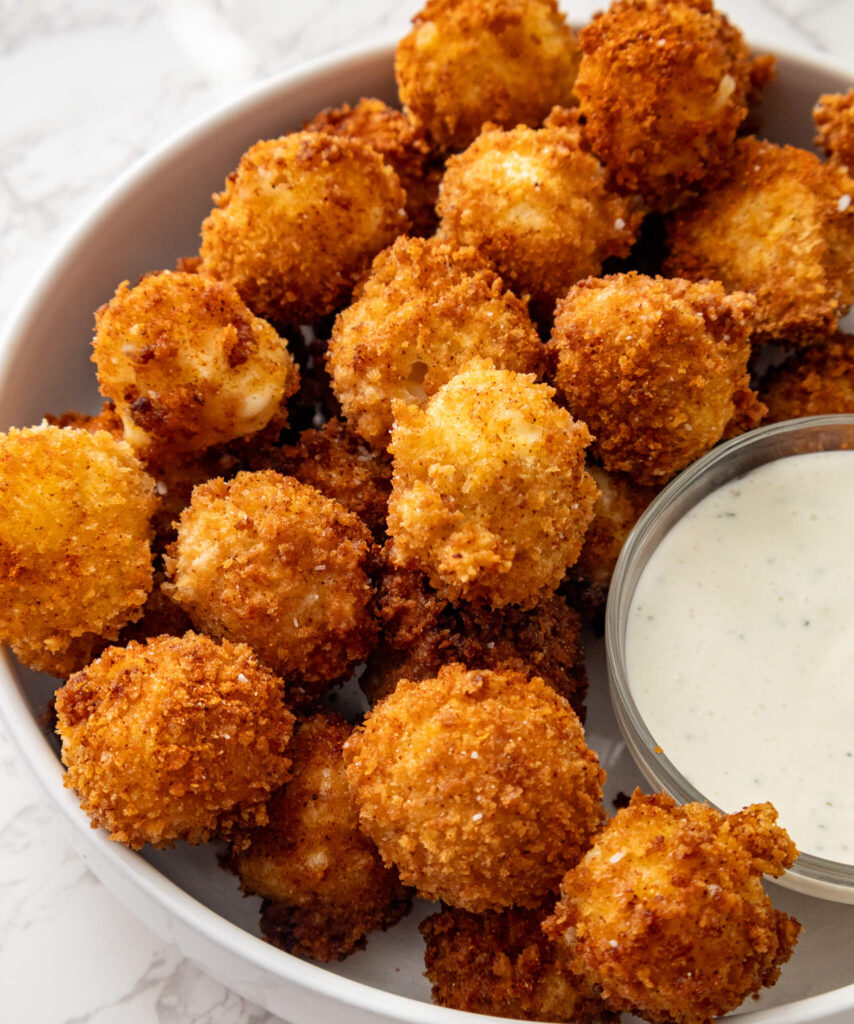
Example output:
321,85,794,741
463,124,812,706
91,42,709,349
3,38,854,1024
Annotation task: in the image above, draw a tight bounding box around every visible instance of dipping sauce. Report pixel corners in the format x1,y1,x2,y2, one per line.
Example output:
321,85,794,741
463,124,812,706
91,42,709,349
626,449,854,864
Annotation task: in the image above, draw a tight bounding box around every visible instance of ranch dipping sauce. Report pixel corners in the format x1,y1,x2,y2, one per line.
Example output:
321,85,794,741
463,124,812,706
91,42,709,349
626,449,854,864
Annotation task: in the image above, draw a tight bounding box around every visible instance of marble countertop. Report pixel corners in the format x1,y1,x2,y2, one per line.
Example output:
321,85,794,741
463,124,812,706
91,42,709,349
2,2,854,1022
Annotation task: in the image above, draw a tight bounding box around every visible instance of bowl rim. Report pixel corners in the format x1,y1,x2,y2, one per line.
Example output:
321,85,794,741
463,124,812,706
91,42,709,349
2,31,854,1024
606,415,854,902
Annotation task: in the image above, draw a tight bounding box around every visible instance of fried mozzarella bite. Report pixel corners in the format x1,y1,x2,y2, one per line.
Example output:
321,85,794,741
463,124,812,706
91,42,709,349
571,465,659,601
395,0,580,153
421,904,616,1022
760,333,854,422
200,132,408,324
814,90,854,171
387,359,598,609
437,115,640,317
344,663,605,911
548,274,760,485
304,98,441,236
164,471,376,703
544,791,801,1024
366,562,587,717
575,0,763,209
327,236,543,448
665,137,854,343
92,271,299,460
55,632,294,849
0,424,156,676
232,712,411,961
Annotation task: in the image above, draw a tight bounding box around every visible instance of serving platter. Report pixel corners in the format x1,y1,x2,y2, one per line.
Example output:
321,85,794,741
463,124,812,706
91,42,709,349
1,37,854,1024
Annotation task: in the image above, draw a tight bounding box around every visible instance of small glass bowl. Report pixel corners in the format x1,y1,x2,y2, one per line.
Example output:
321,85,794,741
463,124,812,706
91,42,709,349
606,415,854,904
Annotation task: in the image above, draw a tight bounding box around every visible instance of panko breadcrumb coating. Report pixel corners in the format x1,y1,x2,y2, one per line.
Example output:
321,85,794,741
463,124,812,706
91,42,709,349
544,791,801,1024
232,712,411,961
665,137,854,343
344,663,605,911
760,333,854,422
814,90,854,171
0,424,156,675
420,904,617,1022
46,401,123,437
55,632,294,849
387,359,598,609
572,465,659,601
327,236,543,448
163,471,376,702
278,419,393,538
365,560,587,716
92,271,299,459
548,274,760,485
395,0,580,153
437,114,640,317
304,98,442,236
574,0,763,209
200,132,408,324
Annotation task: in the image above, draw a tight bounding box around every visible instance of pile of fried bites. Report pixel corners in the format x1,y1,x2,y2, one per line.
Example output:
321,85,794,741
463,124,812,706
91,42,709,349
6,0,854,1020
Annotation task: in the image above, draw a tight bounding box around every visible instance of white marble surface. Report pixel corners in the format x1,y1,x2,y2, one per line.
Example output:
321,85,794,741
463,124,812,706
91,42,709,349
2,2,854,1022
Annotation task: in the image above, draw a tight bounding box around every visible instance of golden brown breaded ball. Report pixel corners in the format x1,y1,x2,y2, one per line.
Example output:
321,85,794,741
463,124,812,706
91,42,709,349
575,0,761,209
344,663,605,911
199,132,408,324
327,236,543,448
366,562,587,717
304,98,442,236
437,115,640,317
572,465,659,599
814,90,854,171
232,712,411,961
665,137,854,343
543,791,801,1024
387,358,598,609
55,632,294,849
92,271,299,460
395,0,580,153
163,471,376,701
548,274,759,485
420,904,617,1022
0,424,156,676
760,333,854,423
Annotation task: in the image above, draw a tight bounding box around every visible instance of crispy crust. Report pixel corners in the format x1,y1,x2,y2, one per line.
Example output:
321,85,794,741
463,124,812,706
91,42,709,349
327,236,543,448
233,712,411,961
395,0,580,152
544,790,801,1024
0,424,157,675
572,465,659,598
814,89,854,171
575,0,760,208
55,632,294,849
548,273,760,484
437,115,641,317
665,137,854,343
304,98,442,236
200,132,408,324
344,663,605,911
387,359,598,608
163,471,377,700
366,559,587,717
421,904,617,1021
760,333,854,422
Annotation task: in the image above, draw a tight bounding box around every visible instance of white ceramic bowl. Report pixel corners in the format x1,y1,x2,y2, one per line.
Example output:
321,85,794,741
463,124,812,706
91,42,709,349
2,37,854,1024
